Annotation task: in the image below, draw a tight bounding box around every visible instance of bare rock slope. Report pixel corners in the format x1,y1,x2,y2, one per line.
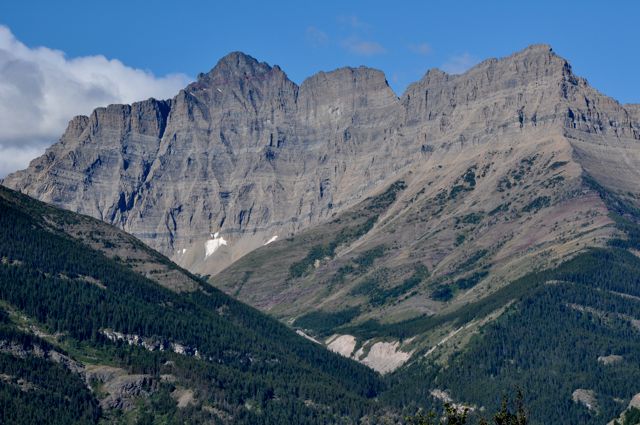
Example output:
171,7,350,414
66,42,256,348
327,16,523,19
5,45,639,282
212,45,640,372
3,52,407,276
5,47,640,365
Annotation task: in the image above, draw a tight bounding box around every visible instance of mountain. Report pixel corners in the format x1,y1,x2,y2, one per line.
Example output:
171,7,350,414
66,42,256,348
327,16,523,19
4,44,640,424
212,44,640,329
4,45,640,281
0,185,386,424
2,51,408,277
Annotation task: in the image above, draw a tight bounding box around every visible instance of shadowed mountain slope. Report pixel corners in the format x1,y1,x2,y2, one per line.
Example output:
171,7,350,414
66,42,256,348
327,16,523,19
0,185,386,424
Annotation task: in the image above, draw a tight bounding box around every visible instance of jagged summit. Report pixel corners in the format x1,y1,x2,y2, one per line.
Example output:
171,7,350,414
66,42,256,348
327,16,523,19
481,43,558,64
51,44,572,134
217,50,262,66
522,42,553,51
302,65,389,82
196,51,394,99
454,43,563,77
189,50,286,97
402,44,566,99
299,66,395,109
203,51,270,77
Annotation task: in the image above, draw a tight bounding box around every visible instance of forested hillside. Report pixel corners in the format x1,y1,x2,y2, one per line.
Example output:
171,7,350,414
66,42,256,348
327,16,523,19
385,248,640,424
0,185,385,424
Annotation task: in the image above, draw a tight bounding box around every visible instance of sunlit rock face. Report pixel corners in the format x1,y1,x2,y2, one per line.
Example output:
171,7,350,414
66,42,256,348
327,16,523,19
4,45,640,278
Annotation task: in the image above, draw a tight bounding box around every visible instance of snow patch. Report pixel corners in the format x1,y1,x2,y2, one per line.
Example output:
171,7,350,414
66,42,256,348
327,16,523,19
205,232,228,258
264,235,278,245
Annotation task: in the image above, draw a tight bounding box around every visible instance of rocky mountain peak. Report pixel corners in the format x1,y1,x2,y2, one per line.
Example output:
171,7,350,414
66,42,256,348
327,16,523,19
302,66,389,87
61,114,90,141
298,66,398,122
511,42,555,58
188,51,288,96
4,45,640,279
183,51,296,116
208,51,270,77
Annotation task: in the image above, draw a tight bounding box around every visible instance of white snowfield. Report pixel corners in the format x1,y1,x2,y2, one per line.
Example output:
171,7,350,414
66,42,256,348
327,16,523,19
205,232,227,258
264,235,278,246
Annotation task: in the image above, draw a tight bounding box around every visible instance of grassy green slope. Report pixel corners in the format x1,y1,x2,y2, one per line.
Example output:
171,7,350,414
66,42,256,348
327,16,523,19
0,185,385,424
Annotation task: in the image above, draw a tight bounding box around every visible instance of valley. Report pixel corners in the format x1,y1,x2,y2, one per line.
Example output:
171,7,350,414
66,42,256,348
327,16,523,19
3,43,640,424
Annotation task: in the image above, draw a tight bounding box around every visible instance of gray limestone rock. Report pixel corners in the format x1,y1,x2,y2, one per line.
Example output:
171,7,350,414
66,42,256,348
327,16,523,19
4,45,640,278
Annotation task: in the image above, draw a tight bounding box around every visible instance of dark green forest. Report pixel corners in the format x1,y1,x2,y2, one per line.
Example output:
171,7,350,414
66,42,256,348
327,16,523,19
0,186,384,424
385,248,640,424
0,311,100,425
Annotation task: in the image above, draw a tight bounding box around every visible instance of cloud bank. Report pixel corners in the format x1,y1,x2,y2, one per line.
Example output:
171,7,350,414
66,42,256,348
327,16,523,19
0,25,191,178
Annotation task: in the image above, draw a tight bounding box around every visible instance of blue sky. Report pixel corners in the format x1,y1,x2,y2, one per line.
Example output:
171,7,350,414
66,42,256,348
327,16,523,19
2,0,638,100
0,0,638,176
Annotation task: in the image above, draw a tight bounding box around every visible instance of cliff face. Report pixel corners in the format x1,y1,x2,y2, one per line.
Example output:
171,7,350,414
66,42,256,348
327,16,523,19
4,45,640,277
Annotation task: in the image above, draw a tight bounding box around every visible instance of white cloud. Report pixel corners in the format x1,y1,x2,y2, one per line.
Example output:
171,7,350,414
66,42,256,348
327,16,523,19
306,26,329,46
408,42,432,56
0,25,191,178
341,37,386,56
441,52,478,74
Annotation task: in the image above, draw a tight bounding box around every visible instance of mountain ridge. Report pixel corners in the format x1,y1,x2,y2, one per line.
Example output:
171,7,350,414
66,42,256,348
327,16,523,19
5,43,640,284
10,43,632,136
205,42,640,374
